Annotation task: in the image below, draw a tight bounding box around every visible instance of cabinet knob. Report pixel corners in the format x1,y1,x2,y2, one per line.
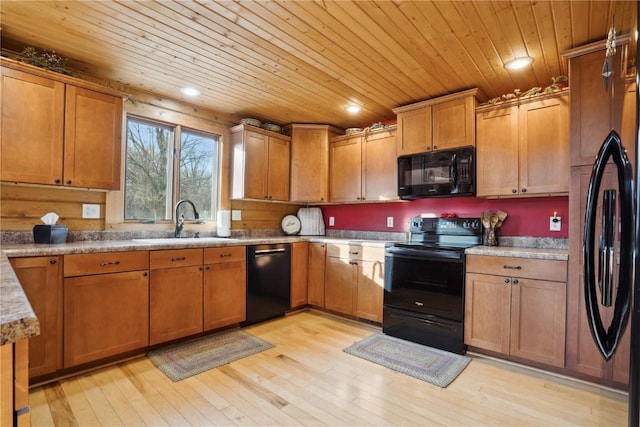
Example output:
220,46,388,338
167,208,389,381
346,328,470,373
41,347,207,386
66,179,72,185
521,188,527,193
49,258,57,264
433,145,438,150
504,278,510,284
512,189,517,194
512,279,519,285
54,178,61,184
143,271,148,277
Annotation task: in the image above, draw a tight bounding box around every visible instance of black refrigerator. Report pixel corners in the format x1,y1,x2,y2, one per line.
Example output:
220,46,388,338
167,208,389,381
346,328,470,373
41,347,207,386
582,13,639,426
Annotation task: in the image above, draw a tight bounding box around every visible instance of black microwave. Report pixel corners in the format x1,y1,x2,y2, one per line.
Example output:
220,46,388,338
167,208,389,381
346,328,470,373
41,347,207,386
397,146,475,199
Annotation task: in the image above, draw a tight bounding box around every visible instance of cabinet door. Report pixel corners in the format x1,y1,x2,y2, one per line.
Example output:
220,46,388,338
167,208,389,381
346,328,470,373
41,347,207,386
510,278,566,367
290,242,309,308
10,256,62,378
325,256,356,315
432,95,475,150
355,259,384,323
203,260,246,331
476,106,519,197
464,273,511,353
396,106,432,155
518,96,569,195
362,130,398,202
1,67,65,185
308,242,326,307
149,265,203,345
267,136,290,201
64,270,149,367
330,136,362,202
243,131,269,199
290,126,330,202
64,85,122,189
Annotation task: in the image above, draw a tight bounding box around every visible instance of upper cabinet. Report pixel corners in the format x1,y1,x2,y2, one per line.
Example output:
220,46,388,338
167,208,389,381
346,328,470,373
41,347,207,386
286,124,342,203
1,58,123,190
476,92,569,198
393,88,478,155
329,128,398,203
230,124,291,201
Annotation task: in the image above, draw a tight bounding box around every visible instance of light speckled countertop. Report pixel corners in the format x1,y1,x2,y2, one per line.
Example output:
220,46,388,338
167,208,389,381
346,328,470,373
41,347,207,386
465,245,569,261
0,236,388,345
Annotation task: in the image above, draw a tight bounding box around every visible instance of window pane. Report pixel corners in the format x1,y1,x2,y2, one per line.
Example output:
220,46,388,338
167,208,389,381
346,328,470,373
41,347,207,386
125,118,174,220
179,129,219,221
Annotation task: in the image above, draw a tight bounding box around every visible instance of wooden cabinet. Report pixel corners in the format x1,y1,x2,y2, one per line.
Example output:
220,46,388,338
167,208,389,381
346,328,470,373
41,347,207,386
231,124,291,201
307,242,326,308
203,246,246,331
465,255,567,368
1,58,123,190
291,242,309,308
63,251,149,367
325,244,384,322
476,92,569,197
393,88,478,155
149,249,203,345
1,339,29,426
329,129,397,202
286,124,342,203
9,256,62,379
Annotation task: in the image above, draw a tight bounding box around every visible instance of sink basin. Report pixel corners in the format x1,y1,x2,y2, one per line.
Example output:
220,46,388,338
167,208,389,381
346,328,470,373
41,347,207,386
132,237,238,244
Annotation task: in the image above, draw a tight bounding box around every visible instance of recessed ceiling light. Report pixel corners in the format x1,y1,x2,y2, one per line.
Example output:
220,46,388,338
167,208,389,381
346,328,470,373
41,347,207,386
345,104,362,114
504,57,534,70
180,86,200,97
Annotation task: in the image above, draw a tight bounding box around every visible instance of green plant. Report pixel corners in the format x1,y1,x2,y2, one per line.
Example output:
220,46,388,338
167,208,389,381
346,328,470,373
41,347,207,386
19,47,71,75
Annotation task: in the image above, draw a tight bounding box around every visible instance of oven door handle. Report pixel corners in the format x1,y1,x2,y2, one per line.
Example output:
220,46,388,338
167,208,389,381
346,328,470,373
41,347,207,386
385,246,464,262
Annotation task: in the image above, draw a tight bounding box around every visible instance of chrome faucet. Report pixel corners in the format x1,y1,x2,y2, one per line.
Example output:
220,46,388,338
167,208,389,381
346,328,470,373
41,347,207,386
174,199,200,238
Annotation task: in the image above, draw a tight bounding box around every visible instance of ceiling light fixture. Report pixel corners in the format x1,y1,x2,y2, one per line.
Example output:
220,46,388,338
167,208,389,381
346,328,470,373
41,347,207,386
504,56,534,70
180,86,201,97
345,104,362,114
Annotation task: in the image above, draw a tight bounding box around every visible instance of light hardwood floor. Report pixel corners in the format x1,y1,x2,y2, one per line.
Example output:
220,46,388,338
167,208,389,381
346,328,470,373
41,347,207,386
29,310,628,426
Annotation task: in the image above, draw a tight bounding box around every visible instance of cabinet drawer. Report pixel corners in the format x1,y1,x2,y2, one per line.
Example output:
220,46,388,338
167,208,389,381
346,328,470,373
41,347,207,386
466,255,567,282
326,244,384,261
150,248,203,270
64,251,149,277
204,246,245,264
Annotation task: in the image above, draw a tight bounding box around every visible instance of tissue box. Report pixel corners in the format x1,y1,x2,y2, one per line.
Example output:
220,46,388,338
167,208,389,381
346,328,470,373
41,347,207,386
33,225,68,244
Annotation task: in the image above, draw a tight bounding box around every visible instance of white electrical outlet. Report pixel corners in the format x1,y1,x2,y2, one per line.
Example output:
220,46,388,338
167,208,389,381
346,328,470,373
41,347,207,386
231,210,242,221
82,204,100,219
387,216,394,228
329,216,335,226
549,216,561,231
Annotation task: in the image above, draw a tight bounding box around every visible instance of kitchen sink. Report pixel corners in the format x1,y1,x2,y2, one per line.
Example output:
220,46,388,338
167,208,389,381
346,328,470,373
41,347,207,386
132,237,239,244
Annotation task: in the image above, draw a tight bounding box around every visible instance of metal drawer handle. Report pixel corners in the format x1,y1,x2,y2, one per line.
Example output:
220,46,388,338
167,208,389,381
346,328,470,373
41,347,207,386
219,253,233,257
503,265,522,270
349,251,359,255
100,260,120,266
171,256,187,262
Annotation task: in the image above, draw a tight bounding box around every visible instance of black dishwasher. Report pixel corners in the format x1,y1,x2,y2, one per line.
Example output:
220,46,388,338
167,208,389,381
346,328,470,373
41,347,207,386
241,243,291,326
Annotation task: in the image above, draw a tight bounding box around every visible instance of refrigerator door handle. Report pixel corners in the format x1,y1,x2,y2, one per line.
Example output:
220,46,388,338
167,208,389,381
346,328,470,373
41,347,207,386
583,130,634,360
598,189,616,307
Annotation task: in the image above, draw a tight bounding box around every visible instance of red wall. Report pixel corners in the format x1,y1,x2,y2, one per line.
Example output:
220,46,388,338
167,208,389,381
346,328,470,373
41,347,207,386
320,196,569,238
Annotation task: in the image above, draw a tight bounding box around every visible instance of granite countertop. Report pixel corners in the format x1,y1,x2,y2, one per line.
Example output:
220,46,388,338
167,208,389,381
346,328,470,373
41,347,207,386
1,250,40,346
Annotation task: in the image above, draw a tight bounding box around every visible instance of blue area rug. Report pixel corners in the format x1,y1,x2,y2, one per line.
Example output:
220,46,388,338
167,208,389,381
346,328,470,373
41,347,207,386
147,329,273,381
344,333,471,387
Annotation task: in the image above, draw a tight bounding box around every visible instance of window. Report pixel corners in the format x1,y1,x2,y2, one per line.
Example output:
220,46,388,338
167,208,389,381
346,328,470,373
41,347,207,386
124,116,220,221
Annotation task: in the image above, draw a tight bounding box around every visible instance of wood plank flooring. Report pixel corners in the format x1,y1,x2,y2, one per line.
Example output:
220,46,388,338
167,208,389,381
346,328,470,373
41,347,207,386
29,310,628,426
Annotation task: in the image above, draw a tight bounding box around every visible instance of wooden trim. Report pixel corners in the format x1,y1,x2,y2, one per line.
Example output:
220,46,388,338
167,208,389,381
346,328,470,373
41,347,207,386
561,34,631,59
392,88,480,114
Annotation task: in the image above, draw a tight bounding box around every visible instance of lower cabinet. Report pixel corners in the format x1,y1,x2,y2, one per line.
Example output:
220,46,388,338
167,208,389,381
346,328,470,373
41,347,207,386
64,260,149,367
325,244,384,322
10,256,62,379
203,246,246,331
464,255,567,368
307,242,327,308
0,339,29,426
149,249,203,345
290,242,309,308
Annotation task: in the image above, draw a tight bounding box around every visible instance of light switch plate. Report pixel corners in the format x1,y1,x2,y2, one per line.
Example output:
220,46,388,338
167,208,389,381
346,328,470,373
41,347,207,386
387,217,394,228
329,216,335,226
231,210,242,221
549,216,561,231
82,204,100,219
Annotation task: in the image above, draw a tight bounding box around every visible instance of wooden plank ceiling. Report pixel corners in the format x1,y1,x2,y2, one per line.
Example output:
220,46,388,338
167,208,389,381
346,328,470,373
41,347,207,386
0,1,637,129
